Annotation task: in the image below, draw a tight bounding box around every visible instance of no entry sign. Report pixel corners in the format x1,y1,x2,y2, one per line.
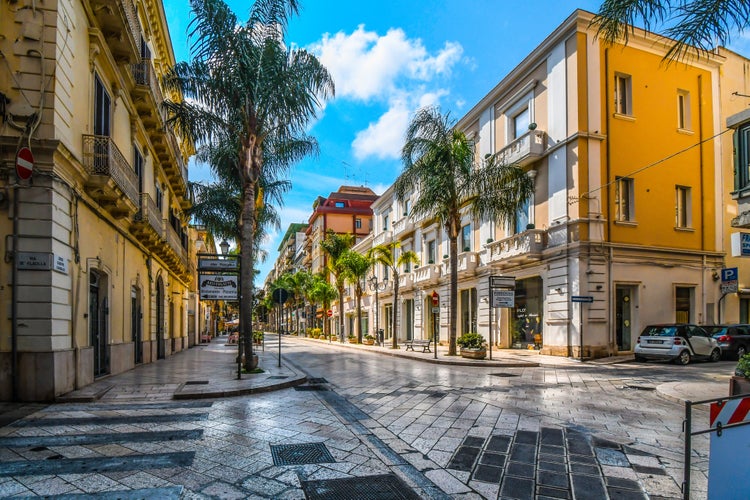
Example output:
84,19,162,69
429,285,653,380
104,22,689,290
16,147,33,181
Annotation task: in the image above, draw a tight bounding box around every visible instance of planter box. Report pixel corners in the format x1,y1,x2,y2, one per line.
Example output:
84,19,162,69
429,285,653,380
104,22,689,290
348,338,357,344
730,376,750,396
363,339,375,345
460,348,486,360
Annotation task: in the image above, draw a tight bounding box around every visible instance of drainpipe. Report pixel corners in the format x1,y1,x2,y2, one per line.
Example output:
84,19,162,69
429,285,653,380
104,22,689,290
604,48,614,357
11,186,19,401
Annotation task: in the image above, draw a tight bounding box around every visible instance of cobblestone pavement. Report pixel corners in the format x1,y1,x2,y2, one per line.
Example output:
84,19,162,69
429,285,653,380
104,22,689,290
0,335,733,499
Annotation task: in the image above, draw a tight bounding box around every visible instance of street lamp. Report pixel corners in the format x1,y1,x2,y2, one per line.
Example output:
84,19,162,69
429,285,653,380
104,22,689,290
368,275,388,347
219,239,230,256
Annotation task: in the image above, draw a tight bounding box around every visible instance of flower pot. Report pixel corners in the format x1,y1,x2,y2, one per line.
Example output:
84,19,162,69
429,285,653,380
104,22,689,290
730,376,750,396
348,338,357,344
330,335,338,342
363,339,375,345
460,348,486,360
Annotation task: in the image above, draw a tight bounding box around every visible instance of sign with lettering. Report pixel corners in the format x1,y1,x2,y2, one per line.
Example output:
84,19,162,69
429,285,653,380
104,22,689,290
198,258,238,271
491,289,515,308
731,232,750,257
199,274,238,300
53,254,68,274
17,252,52,270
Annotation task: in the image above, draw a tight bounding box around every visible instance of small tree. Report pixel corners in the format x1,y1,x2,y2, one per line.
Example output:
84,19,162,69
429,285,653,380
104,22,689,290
339,250,372,343
308,276,337,337
369,242,420,349
320,231,355,341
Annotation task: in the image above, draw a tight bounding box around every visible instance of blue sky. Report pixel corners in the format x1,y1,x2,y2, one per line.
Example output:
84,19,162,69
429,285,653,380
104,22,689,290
161,1,750,285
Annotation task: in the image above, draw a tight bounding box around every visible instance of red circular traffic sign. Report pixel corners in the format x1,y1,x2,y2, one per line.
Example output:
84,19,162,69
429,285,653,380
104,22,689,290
16,147,33,181
326,309,333,317
431,291,439,306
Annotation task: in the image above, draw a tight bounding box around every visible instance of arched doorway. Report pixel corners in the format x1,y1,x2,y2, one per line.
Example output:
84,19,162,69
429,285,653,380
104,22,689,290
156,277,165,359
89,269,109,377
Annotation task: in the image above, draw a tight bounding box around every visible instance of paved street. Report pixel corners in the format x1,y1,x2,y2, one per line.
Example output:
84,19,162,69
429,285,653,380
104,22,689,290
0,334,734,499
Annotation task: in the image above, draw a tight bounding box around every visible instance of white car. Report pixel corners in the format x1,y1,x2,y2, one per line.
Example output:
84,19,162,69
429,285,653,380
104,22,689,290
634,324,721,365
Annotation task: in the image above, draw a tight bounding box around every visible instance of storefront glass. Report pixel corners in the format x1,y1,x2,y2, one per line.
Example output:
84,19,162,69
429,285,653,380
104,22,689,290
512,277,543,349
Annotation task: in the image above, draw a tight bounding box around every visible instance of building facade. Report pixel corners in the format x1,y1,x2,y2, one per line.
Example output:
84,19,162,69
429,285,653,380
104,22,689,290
0,0,192,401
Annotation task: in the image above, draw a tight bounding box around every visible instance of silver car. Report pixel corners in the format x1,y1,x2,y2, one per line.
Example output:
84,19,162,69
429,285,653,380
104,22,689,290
634,324,721,365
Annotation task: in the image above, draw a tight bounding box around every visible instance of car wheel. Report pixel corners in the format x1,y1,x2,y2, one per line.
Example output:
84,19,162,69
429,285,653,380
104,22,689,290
634,355,647,362
737,345,747,359
676,350,691,365
709,348,721,362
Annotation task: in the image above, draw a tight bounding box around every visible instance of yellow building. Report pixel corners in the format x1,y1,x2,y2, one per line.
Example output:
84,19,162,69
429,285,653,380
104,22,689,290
362,10,731,357
0,0,192,401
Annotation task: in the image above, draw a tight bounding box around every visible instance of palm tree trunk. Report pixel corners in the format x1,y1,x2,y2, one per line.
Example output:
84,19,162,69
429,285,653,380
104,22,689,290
392,276,399,349
448,236,458,355
356,291,362,343
338,286,345,342
240,181,256,370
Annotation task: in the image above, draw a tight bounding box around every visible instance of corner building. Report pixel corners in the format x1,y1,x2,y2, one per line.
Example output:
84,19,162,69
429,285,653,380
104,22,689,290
0,0,193,400
366,10,729,357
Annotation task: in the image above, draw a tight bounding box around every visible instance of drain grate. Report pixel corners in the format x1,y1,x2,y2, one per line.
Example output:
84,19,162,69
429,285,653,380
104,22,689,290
270,442,335,466
427,391,447,398
490,373,519,377
184,381,209,385
300,474,420,499
294,385,328,392
308,377,328,384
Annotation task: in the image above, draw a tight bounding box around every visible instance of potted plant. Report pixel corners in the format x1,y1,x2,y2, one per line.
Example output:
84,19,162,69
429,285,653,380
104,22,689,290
253,331,264,345
457,332,487,359
731,353,750,395
348,334,357,344
363,334,375,346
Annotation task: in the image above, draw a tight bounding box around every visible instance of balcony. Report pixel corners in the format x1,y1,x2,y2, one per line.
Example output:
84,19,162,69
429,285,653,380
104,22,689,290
131,193,164,248
163,132,188,199
442,251,479,277
392,217,414,238
372,230,392,247
414,264,441,285
82,135,139,218
496,129,546,168
131,59,166,128
486,229,546,267
398,272,414,291
89,0,140,63
165,222,186,260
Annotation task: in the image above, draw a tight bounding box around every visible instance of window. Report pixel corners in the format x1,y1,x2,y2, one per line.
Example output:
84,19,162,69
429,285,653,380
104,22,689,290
460,288,478,335
614,74,632,115
382,264,389,282
427,240,436,264
461,224,471,252
675,185,691,228
334,201,345,208
513,107,530,139
403,199,410,216
677,90,691,130
615,177,634,222
383,214,389,231
155,183,163,211
93,74,111,136
675,286,693,323
355,218,362,229
134,148,144,192
514,198,530,234
734,123,750,191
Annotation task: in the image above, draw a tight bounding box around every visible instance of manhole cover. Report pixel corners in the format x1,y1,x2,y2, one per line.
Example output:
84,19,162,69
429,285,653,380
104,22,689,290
308,377,328,384
300,474,420,499
490,373,519,378
294,385,328,391
270,443,335,466
184,381,209,385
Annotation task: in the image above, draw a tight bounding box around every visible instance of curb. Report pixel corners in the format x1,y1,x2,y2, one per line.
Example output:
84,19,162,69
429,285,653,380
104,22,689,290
173,375,308,400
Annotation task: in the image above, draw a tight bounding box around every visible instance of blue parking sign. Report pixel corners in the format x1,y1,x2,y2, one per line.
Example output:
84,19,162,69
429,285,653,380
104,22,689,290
721,268,738,283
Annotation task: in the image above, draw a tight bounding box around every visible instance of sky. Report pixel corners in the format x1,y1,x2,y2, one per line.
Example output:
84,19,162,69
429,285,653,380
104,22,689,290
161,1,750,286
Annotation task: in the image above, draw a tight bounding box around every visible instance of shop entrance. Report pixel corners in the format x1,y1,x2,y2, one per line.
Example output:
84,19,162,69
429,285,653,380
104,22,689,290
512,277,543,349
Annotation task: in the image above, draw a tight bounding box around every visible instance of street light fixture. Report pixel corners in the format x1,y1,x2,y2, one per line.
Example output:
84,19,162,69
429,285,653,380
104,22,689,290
368,275,388,347
219,239,230,256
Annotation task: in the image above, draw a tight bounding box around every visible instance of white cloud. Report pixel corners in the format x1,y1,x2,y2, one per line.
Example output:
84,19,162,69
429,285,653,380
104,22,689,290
310,26,462,102
352,102,410,160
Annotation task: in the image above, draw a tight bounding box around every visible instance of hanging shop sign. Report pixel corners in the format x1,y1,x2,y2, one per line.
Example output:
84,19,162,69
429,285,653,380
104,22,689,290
198,257,238,271
199,274,238,300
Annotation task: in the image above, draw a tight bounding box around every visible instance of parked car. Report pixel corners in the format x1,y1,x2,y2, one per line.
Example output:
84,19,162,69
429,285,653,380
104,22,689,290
634,324,721,365
704,324,750,360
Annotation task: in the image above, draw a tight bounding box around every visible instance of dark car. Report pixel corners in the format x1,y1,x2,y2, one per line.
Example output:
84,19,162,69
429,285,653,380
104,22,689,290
705,324,750,360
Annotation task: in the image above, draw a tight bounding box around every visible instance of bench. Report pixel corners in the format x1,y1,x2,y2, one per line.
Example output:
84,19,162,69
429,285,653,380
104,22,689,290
404,339,432,353
200,334,212,343
227,333,239,345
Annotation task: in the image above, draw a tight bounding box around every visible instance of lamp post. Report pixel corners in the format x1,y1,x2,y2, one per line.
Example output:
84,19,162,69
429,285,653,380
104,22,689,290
219,239,230,257
368,275,387,347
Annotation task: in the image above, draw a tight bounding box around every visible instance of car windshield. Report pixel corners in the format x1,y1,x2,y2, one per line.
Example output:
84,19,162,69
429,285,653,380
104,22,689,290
641,326,679,337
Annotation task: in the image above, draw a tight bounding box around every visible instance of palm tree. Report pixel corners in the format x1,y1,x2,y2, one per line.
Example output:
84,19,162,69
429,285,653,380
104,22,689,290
369,242,420,349
288,270,312,335
163,0,334,369
592,0,749,62
396,106,534,355
319,230,355,341
338,250,372,343
308,276,337,337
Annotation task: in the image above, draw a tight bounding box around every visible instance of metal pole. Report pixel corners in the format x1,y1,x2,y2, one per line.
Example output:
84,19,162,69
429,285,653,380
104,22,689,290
237,257,242,380
11,186,19,401
489,296,493,361
683,401,692,500
433,309,437,359
375,289,380,346
277,302,281,367
580,303,584,362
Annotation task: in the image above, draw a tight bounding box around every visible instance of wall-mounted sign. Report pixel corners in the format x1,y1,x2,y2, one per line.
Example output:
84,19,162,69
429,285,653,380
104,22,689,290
490,275,516,289
17,252,52,270
491,289,515,308
731,232,750,257
198,258,238,271
199,274,238,300
53,255,68,275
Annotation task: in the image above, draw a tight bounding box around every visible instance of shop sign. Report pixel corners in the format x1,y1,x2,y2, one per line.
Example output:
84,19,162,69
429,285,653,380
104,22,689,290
198,258,238,271
491,289,515,308
199,274,238,300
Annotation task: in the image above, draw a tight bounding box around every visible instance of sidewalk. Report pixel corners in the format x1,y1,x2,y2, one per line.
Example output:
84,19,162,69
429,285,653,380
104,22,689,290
19,332,731,405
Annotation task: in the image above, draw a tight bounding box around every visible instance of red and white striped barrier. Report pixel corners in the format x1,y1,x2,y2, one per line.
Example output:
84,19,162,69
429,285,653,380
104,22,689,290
710,397,750,426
